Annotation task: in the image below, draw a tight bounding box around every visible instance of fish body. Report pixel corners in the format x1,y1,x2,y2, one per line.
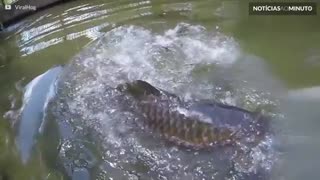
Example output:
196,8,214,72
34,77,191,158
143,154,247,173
117,80,270,149
138,95,235,148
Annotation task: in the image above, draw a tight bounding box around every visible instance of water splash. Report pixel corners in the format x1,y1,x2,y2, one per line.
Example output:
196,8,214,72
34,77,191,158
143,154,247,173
50,23,279,179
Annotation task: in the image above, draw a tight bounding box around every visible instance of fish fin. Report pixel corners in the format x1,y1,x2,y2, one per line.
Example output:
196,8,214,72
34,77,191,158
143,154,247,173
131,80,162,97
116,80,161,98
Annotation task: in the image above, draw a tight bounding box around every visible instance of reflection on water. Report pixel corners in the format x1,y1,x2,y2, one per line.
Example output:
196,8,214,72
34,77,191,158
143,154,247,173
288,86,320,101
0,0,320,179
17,66,62,163
20,20,63,43
13,0,162,56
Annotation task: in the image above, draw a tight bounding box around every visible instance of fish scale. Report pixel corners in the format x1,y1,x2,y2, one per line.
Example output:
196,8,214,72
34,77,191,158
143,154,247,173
138,95,234,148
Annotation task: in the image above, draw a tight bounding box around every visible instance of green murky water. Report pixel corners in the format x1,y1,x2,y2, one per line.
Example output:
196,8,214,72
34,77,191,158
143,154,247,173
0,0,320,179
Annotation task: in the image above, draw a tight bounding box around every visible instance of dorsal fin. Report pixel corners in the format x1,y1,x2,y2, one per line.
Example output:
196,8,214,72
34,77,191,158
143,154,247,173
117,80,161,99
133,80,162,96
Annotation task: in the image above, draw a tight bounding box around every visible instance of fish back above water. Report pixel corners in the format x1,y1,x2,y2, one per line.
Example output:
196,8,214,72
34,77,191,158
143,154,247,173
138,96,235,148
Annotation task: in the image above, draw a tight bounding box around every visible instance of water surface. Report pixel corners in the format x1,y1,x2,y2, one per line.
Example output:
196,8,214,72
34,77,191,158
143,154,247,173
0,0,320,179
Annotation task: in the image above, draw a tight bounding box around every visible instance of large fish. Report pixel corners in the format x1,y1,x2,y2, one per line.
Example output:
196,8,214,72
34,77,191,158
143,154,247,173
117,80,270,149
